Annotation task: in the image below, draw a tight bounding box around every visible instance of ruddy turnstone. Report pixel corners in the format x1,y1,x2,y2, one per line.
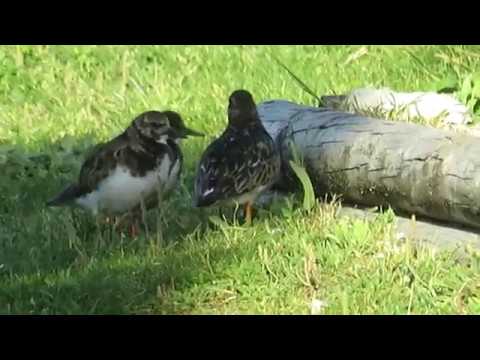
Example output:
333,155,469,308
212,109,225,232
47,110,203,235
193,89,281,224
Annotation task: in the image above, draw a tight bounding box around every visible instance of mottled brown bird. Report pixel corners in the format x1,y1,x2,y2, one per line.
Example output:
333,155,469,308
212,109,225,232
193,89,281,224
47,110,203,235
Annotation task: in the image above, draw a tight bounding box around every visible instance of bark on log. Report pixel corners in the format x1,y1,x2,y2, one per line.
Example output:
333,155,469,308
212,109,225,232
257,100,480,230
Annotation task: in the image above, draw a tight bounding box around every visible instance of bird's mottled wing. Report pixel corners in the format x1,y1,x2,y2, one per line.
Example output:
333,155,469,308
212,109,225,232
78,136,128,192
195,127,280,205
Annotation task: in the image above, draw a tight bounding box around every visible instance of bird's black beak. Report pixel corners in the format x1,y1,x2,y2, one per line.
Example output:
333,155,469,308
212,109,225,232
177,126,204,138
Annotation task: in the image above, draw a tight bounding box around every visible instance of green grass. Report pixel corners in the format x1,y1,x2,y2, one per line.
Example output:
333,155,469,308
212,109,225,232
1,45,480,314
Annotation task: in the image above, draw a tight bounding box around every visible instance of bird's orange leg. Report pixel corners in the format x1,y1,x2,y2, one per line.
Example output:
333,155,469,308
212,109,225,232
113,213,139,238
128,220,140,238
244,201,253,225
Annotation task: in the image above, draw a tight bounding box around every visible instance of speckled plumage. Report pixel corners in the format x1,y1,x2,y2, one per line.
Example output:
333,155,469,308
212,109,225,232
193,90,281,216
47,110,202,217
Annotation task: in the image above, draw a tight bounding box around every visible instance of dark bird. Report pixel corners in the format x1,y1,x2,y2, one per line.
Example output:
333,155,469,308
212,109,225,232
47,110,203,235
193,89,281,224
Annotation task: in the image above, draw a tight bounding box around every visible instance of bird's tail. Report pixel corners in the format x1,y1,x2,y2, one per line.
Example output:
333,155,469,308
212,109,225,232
192,186,219,208
46,184,82,207
193,194,218,208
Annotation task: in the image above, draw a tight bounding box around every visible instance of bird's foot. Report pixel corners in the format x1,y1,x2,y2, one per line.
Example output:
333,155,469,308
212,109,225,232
114,213,141,238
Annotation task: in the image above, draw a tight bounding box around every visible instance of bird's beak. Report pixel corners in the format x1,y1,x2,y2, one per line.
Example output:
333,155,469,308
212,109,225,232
179,126,204,138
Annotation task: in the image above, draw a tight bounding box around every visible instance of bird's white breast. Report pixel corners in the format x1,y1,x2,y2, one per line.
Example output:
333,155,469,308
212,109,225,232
76,155,179,215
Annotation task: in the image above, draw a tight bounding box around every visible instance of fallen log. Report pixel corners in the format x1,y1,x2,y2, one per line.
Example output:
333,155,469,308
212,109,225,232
257,100,480,230
321,87,473,125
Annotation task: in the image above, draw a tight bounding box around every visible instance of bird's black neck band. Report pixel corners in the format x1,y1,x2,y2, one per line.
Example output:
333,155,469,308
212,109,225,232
128,125,163,152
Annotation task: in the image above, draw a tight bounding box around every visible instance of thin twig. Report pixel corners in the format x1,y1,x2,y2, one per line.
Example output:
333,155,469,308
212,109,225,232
271,55,322,107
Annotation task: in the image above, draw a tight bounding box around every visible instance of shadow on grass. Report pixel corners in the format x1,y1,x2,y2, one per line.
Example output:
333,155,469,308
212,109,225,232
1,135,263,314
0,225,248,314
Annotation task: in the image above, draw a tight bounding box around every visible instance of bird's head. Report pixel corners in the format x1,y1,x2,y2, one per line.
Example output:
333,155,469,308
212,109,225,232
227,89,260,128
133,110,203,143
